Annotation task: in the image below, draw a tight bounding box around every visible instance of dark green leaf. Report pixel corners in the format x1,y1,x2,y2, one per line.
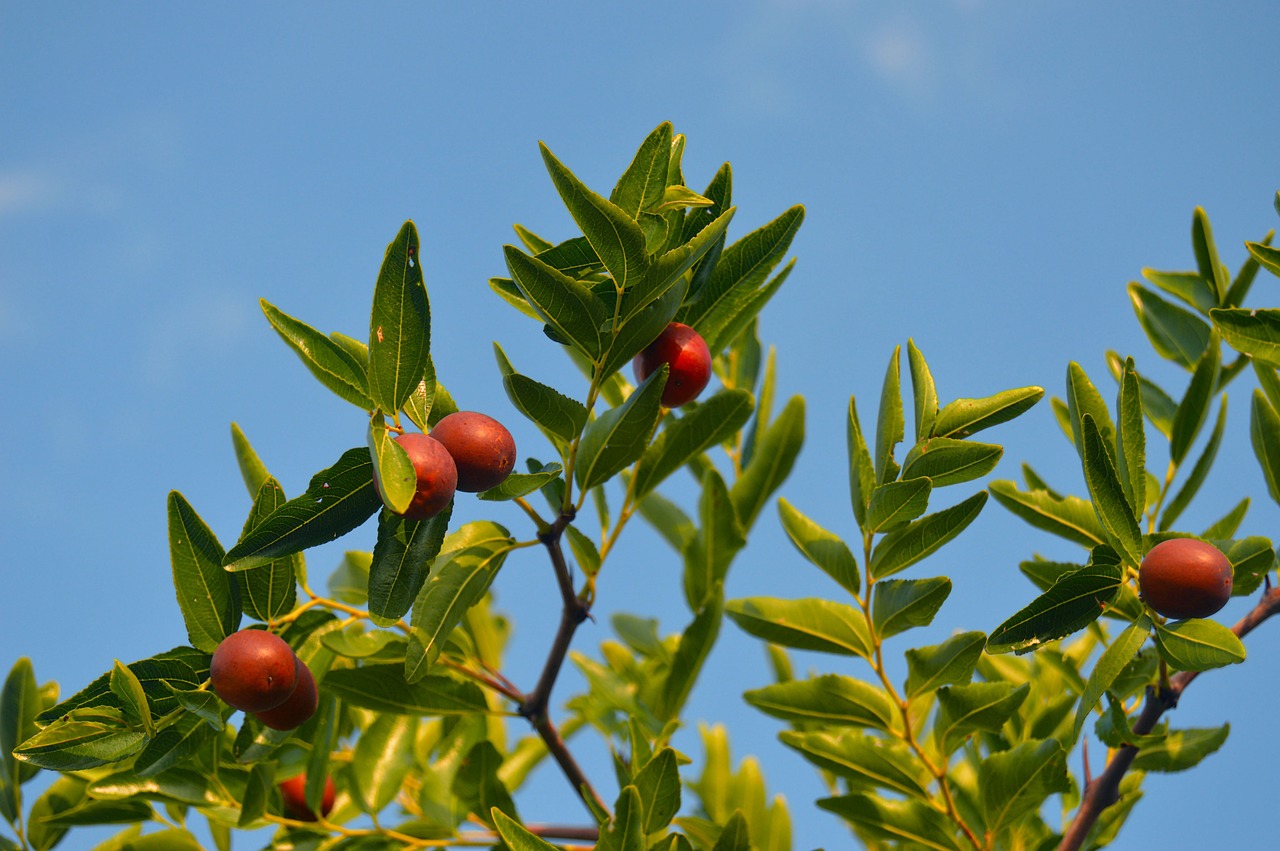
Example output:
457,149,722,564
1130,724,1229,772
635,390,755,498
725,598,871,658
868,491,987,579
933,386,1044,439
979,739,1070,835
633,748,681,834
237,764,272,827
621,210,733,325
504,245,607,359
904,631,986,698
108,661,151,734
729,396,805,528
260,299,371,409
1203,498,1249,540
1169,335,1220,465
683,469,745,613
495,343,587,445
1072,617,1151,742
236,477,298,623
13,708,147,771
599,274,690,377
168,491,239,653
989,480,1106,548
871,577,952,639
89,768,221,807
133,712,215,777
907,339,938,441
866,478,932,534
657,594,723,723
478,462,563,502
847,396,876,531
776,498,859,596
934,682,1030,753
987,547,1124,654
1191,206,1229,302
492,808,561,851
576,368,667,490
1,658,40,792
1115,358,1147,524
1080,415,1142,567
1066,362,1114,459
367,221,431,414
35,796,153,827
368,505,453,626
1142,268,1216,313
323,666,487,715
1251,388,1280,505
38,648,209,724
599,785,646,851
611,122,672,219
901,438,1002,487
1130,284,1212,368
816,794,962,851
874,347,904,485
401,355,440,432
1225,536,1274,596
783,732,931,798
1154,618,1245,671
745,676,895,730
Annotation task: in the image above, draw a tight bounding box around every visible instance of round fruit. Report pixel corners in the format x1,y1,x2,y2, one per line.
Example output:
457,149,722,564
210,630,299,713
280,774,335,822
429,411,517,493
1138,538,1233,620
386,432,457,520
253,657,317,730
632,322,712,408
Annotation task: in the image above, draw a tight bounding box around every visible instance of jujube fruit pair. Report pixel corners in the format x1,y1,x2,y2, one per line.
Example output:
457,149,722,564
382,411,517,520
1138,538,1233,620
279,773,335,821
209,630,317,730
633,322,712,408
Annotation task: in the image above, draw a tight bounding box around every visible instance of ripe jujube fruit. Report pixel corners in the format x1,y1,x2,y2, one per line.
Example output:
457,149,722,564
380,432,457,520
429,411,517,492
632,322,712,408
279,773,335,822
1138,538,1233,620
210,629,299,713
253,657,317,730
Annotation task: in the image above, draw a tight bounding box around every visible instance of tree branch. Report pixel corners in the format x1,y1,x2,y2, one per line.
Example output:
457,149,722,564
1059,586,1280,851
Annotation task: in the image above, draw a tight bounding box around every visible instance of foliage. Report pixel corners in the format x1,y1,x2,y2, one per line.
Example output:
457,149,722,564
4,124,1280,851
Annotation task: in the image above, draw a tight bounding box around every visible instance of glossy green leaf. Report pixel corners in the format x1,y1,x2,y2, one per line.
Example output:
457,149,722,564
868,491,987,579
132,712,214,777
304,696,338,820
1160,396,1227,531
987,547,1124,654
683,469,745,613
900,438,1002,487
933,386,1044,439
1071,617,1151,742
367,221,431,414
621,210,733,325
816,794,962,850
907,339,938,441
108,661,150,734
168,491,239,653
1203,497,1250,540
635,389,755,498
478,462,563,502
495,343,587,445
89,768,219,808
904,631,986,698
847,395,876,531
13,707,147,771
367,416,415,515
1226,536,1274,596
776,498,859,596
1106,351,1178,438
453,740,518,830
725,597,871,658
1191,206,1229,301
599,274,690,378
237,764,271,828
24,776,84,851
730,396,805,528
1115,358,1146,524
576,367,667,490
989,480,1106,548
874,347,904,485
1169,335,1220,466
1081,415,1142,567
633,748,681,834
321,623,400,659
504,245,607,359
1130,724,1229,772
783,731,930,798
1247,235,1280,278
236,477,298,623
35,796,153,827
1,658,41,791
598,785,645,851
230,422,270,499
400,355,440,432
353,714,417,814
1250,389,1280,505
934,682,1030,753
1142,268,1216,313
492,808,561,851
260,299,372,409
368,505,453,626
542,142,648,291
657,594,723,723
1066,362,1114,459
223,447,382,571
744,676,895,730
39,648,208,724
611,122,672,219
1154,618,1245,671
871,577,952,639
323,665,487,715
1130,284,1212,368
979,739,1070,835
866,477,932,535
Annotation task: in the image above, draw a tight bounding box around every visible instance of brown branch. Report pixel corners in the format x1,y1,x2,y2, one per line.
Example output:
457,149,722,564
1059,586,1280,851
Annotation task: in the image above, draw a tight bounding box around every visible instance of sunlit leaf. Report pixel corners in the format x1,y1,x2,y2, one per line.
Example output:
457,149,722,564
168,491,239,653
1154,618,1245,671
987,547,1124,655
726,598,871,658
367,221,432,414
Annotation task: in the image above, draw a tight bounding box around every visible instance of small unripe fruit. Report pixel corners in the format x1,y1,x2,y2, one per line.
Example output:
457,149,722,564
632,322,712,408
429,411,517,493
385,432,457,520
253,657,317,730
210,630,299,713
279,773,335,822
1139,538,1233,620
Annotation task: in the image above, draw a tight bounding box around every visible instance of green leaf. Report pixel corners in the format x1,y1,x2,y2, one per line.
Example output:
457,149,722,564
783,731,930,798
745,676,896,731
1130,724,1229,772
237,764,271,827
866,478,932,534
1115,358,1147,524
1129,284,1212,368
635,389,755,498
1154,618,1245,671
368,505,453,626
1192,206,1229,302
934,682,1030,753
324,665,487,715
599,785,646,851
871,577,952,639
933,386,1044,438
1169,334,1220,466
776,498,859,596
847,396,876,531
621,209,732,325
1203,497,1249,540
321,624,400,659
223,447,382,571
683,469,745,613
874,347,904,485
495,343,587,445
35,796,153,828
989,480,1106,548
1226,536,1274,596
1072,617,1151,742
729,396,805,528
1247,237,1280,278
1066,362,1115,459
1142,268,1216,314
904,631,986,698
401,355,440,432
576,367,667,490
236,477,298,623
504,245,607,359
132,712,215,778
1080,415,1142,567
988,548,1123,654
633,748,681,834
611,122,672,219
816,794,961,850
367,221,431,414
1253,389,1280,510
900,438,1002,488
1160,396,1227,531
868,491,987,579
230,422,270,499
13,707,147,771
367,417,415,515
725,598,871,658
979,739,1070,835
25,776,84,851
492,808,561,851
39,648,209,724
329,551,372,606
907,339,938,441
1,658,41,791
108,661,151,734
260,299,372,409
168,491,239,653
478,462,563,502
353,714,418,814
657,594,724,723
541,142,649,291
598,274,690,377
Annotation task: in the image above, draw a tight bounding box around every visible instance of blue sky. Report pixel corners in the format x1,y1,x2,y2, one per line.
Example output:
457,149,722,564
4,2,1280,848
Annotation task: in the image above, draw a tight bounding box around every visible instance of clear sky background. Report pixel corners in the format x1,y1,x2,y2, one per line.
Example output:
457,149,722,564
4,3,1280,849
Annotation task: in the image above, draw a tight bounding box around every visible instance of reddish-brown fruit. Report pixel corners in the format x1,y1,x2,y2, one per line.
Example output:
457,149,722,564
253,657,317,730
209,630,299,713
383,432,457,519
429,411,517,493
1139,538,1233,620
279,774,335,822
632,322,712,408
